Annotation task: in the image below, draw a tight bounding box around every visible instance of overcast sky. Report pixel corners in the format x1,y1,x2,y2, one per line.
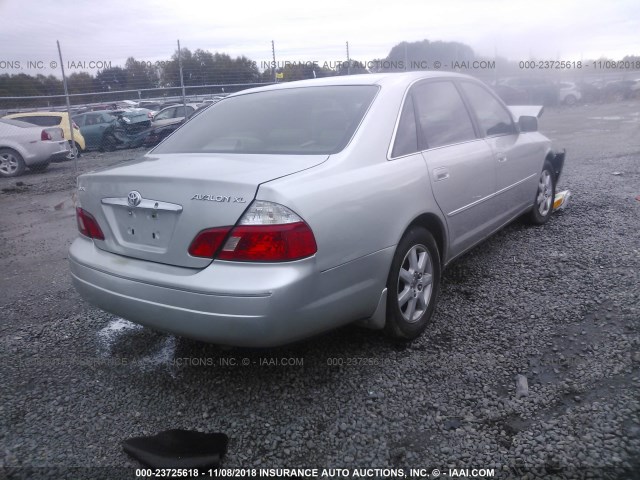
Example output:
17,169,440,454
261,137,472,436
1,0,639,76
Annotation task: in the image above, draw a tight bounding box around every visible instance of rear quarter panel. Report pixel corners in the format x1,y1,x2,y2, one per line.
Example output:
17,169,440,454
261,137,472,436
0,126,47,165
257,83,446,274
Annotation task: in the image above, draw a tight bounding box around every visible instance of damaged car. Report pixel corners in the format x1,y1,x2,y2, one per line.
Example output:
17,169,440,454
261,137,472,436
69,72,565,347
73,109,151,152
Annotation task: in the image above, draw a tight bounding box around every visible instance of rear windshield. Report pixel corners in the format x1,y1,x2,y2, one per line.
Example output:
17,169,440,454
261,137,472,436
1,118,34,128
12,115,62,127
153,85,378,155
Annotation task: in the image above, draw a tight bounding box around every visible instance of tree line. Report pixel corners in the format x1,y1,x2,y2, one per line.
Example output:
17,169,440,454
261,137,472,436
1,40,638,109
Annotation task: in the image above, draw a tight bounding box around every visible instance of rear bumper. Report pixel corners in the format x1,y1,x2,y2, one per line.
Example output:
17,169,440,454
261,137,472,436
68,237,392,346
50,149,72,162
23,141,69,166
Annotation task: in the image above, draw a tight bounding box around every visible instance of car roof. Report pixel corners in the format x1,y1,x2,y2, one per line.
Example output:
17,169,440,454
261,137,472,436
7,111,69,118
74,110,115,116
156,103,200,111
229,71,476,97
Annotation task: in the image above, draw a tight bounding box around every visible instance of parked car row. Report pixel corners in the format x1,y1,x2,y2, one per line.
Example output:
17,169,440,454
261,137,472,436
577,79,640,103
491,77,640,106
0,101,215,175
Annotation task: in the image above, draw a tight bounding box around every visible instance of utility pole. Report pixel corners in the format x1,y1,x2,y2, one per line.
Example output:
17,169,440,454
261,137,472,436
57,40,77,175
346,41,351,75
272,40,277,83
178,40,187,115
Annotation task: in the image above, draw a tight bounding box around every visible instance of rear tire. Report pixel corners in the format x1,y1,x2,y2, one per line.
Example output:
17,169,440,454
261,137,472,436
69,141,82,159
527,160,556,225
0,148,26,178
385,227,441,341
564,94,577,106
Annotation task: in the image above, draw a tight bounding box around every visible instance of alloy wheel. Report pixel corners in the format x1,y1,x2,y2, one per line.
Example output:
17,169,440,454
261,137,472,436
536,170,553,216
0,152,19,175
397,244,434,323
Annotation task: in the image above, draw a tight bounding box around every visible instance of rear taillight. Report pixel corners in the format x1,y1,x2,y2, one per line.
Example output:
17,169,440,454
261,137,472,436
188,227,231,258
218,222,317,261
188,201,317,262
76,207,105,240
41,130,52,141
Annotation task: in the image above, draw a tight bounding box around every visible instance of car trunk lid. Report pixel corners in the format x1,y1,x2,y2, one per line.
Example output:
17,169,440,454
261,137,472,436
76,153,327,268
43,127,65,141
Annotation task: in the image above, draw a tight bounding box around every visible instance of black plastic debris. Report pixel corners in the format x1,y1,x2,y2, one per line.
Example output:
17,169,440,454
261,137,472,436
122,429,228,469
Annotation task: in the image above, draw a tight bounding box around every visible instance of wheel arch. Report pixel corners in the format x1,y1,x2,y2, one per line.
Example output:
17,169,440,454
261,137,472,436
0,143,28,160
400,212,447,268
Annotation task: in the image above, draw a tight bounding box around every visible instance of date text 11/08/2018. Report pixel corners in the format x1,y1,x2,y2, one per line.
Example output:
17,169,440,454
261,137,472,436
197,468,496,478
519,60,640,69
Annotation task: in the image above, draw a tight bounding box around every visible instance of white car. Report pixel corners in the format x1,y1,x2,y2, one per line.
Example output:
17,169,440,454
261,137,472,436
558,82,582,105
0,119,70,177
151,103,201,128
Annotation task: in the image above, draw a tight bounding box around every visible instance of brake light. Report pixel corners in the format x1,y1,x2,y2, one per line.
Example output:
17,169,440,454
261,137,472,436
218,223,317,261
188,227,231,258
188,201,317,262
41,130,52,141
76,208,105,240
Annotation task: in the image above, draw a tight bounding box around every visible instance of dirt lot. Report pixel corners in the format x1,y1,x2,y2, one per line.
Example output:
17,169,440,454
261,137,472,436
1,101,639,479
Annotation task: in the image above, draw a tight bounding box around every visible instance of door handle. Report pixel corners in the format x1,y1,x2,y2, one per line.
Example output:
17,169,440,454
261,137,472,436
433,167,450,182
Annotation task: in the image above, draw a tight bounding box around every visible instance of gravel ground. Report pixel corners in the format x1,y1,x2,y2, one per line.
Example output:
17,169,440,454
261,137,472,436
1,101,639,480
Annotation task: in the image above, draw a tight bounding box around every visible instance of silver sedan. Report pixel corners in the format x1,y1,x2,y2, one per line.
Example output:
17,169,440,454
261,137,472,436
0,119,70,177
69,72,565,346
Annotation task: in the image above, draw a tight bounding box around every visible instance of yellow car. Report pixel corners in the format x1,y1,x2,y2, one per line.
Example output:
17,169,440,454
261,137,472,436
3,111,86,157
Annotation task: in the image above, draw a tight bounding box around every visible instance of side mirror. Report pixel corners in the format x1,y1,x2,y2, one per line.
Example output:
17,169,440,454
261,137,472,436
519,115,538,132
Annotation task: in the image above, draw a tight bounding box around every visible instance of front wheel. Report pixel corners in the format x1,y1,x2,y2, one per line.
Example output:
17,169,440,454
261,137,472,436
527,160,556,225
385,227,441,341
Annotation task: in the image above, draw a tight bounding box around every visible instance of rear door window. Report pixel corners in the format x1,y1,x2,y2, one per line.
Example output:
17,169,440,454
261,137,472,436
154,107,176,121
412,81,476,149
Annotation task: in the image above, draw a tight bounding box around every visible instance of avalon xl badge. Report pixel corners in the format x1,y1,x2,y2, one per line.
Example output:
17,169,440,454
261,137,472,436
127,191,142,207
191,194,246,203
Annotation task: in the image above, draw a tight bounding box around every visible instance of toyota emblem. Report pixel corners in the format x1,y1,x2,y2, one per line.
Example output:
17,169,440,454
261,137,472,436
127,191,142,207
